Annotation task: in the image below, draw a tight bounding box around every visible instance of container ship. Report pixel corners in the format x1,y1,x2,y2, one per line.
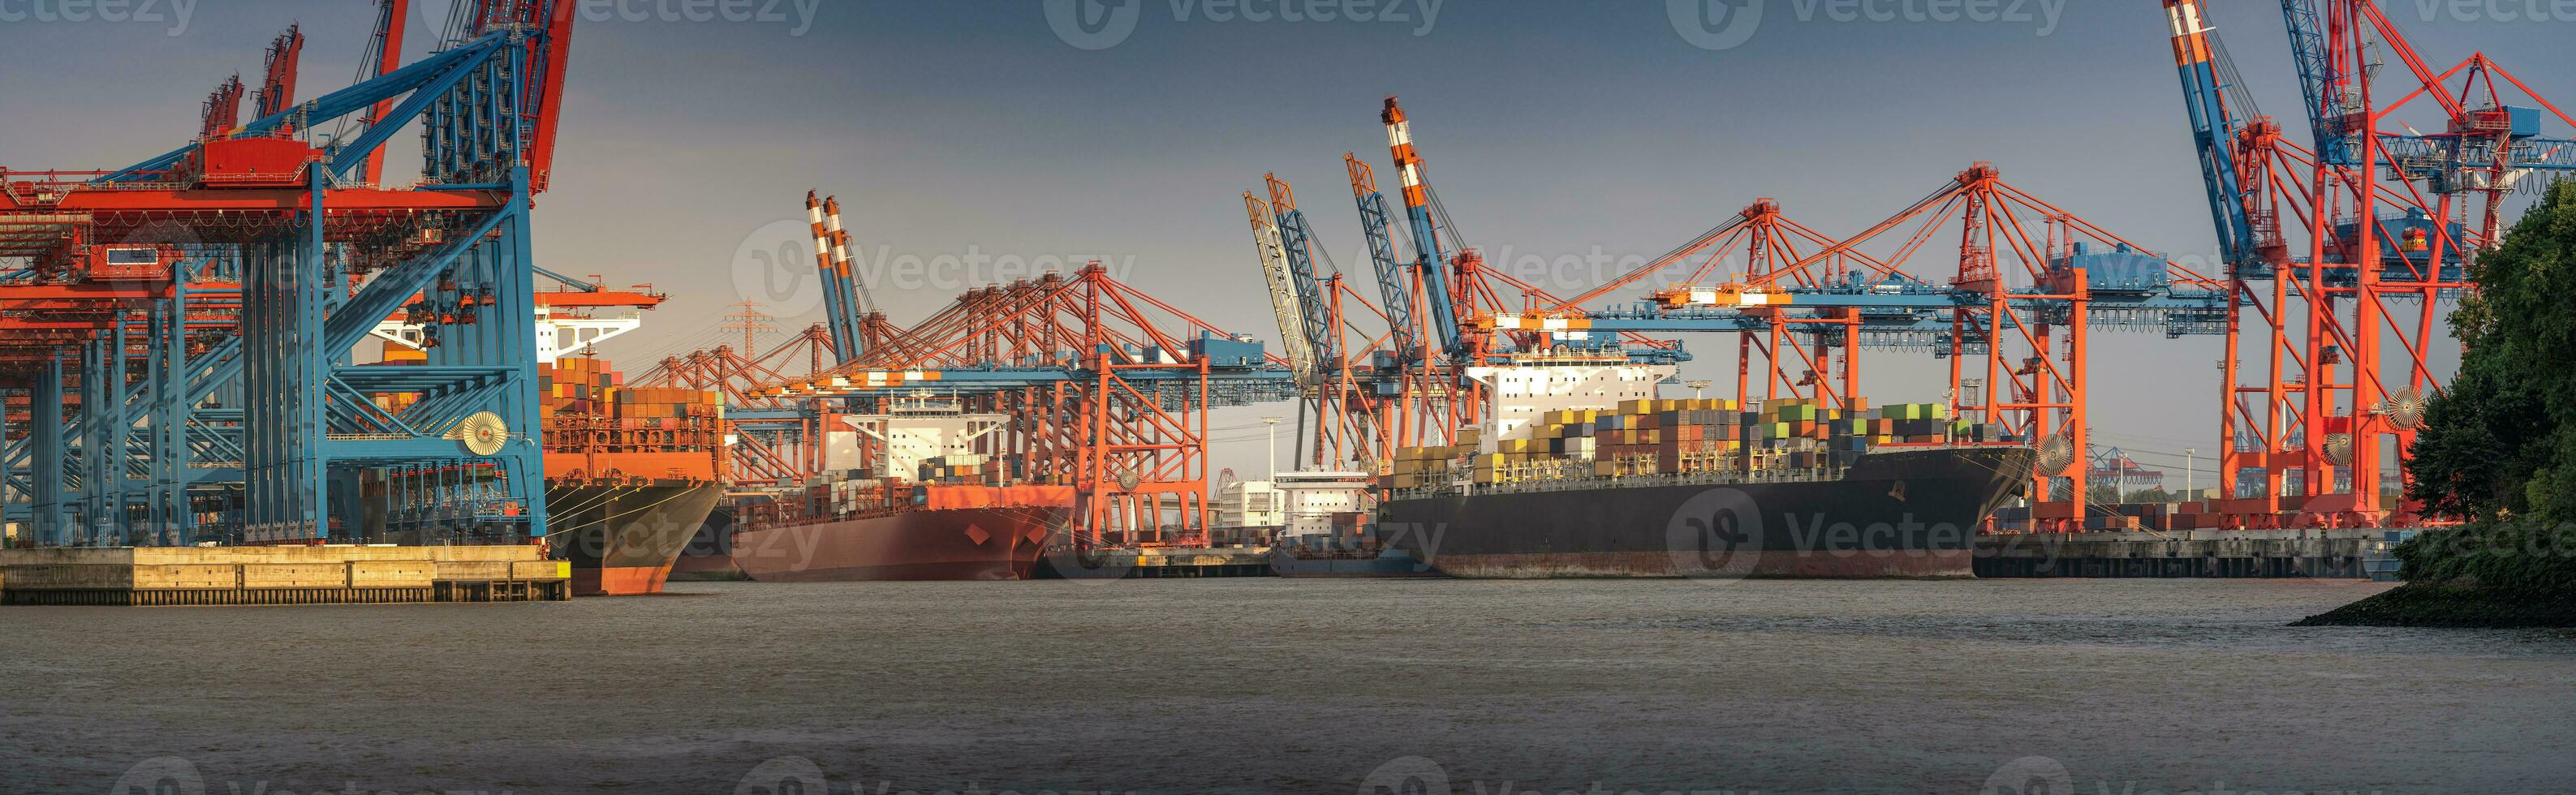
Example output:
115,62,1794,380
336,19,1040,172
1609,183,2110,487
1378,361,2031,578
363,350,723,594
728,397,1074,582
534,357,726,595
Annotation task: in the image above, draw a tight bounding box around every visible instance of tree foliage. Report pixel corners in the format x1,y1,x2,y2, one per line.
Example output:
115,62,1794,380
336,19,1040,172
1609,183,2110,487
2406,181,2576,522
2307,188,2576,620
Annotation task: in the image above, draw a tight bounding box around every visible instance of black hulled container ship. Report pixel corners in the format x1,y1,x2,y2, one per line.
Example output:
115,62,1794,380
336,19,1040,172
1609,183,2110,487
368,350,722,595
536,357,728,595
1377,359,2032,578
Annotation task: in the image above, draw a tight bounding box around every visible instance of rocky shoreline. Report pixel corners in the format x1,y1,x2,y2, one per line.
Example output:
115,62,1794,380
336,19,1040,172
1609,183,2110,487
2299,578,2576,628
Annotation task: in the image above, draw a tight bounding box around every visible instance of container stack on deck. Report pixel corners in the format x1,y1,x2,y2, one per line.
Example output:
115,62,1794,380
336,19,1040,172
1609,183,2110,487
916,454,1022,486
538,358,724,481
1387,398,2016,488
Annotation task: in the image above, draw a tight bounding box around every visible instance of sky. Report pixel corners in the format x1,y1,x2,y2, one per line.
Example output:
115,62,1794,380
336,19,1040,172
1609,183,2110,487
3,0,2571,485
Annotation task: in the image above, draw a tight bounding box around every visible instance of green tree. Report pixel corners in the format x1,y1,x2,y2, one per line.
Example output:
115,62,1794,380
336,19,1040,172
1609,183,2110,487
2085,484,2123,505
2307,187,2576,623
2384,181,2576,595
2407,181,2576,522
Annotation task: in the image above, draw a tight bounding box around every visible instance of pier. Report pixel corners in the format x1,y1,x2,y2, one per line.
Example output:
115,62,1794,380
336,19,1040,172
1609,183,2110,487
1972,528,2402,579
0,546,570,605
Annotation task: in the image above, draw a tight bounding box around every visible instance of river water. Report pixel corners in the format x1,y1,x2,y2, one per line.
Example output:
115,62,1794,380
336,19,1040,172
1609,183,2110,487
4,578,2571,794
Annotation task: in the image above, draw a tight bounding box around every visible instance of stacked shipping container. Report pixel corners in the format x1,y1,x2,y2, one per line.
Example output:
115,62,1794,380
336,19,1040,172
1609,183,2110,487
1385,397,2016,489
536,358,724,483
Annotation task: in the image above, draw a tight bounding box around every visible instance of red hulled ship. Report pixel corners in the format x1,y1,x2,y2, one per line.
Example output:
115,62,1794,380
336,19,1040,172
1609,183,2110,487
726,398,1074,582
730,484,1073,581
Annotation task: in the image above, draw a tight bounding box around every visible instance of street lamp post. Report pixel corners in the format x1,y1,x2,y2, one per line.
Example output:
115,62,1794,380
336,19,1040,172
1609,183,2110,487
1261,417,1282,479
1684,379,1712,399
2184,447,2195,501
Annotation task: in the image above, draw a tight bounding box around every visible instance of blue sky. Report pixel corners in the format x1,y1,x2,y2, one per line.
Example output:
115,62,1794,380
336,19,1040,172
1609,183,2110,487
4,1,2570,480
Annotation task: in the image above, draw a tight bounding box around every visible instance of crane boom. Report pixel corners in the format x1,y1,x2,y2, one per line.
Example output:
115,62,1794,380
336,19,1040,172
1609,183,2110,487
2165,0,2257,269
1265,174,1342,377
805,191,871,363
1381,97,1462,356
200,75,244,139
1244,192,1316,383
1346,155,1419,363
253,25,304,129
356,0,411,185
2277,0,2350,165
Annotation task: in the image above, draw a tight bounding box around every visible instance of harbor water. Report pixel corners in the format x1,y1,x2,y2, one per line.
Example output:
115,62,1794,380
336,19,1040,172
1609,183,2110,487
5,579,2571,794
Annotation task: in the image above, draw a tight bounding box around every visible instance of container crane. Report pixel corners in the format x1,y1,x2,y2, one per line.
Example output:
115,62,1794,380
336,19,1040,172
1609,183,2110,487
742,264,1296,548
2163,0,2574,526
2,1,587,545
1270,174,1394,467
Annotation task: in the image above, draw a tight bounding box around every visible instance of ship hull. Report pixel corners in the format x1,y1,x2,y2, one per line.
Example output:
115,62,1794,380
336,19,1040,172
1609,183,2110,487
1382,446,2030,578
549,481,723,595
667,505,743,580
730,507,1066,582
